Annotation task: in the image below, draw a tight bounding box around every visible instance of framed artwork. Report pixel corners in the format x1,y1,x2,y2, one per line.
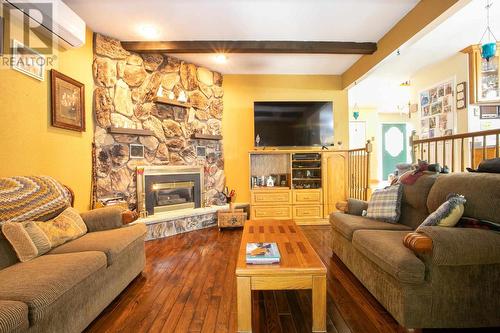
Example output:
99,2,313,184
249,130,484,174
196,146,206,157
130,144,145,159
418,78,455,137
51,69,85,131
12,40,45,81
456,82,467,110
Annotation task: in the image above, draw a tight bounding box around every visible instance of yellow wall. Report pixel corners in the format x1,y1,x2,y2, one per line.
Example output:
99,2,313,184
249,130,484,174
222,75,348,203
0,29,94,211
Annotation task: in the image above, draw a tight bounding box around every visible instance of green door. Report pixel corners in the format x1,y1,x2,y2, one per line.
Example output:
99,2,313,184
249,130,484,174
382,123,407,180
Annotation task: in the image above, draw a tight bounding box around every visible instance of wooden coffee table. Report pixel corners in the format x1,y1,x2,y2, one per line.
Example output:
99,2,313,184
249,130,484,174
235,219,327,332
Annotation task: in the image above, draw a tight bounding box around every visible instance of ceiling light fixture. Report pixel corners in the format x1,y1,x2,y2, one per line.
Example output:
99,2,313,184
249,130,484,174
137,24,159,40
479,0,497,60
214,54,228,64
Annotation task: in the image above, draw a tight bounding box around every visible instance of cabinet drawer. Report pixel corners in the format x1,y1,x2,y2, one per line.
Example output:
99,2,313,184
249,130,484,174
292,189,322,204
293,205,323,219
251,190,292,205
251,206,292,219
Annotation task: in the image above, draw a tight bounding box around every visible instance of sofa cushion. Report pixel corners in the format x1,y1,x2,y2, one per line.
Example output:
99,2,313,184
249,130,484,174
330,212,412,241
0,300,29,333
366,184,403,223
35,207,87,248
427,172,500,224
0,252,107,324
399,172,438,229
352,230,425,284
48,224,146,266
1,222,51,262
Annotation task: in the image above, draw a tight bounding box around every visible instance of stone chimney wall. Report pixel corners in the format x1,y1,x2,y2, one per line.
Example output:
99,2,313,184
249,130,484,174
92,33,225,208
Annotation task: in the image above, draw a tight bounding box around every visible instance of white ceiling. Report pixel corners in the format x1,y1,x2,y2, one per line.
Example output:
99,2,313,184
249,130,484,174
350,0,500,110
64,0,419,74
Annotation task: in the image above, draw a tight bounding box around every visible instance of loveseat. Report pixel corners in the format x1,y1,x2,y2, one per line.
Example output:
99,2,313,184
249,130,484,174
330,172,500,329
0,177,146,333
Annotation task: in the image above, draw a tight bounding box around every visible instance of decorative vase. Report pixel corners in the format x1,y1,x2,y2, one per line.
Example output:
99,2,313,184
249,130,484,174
481,42,497,60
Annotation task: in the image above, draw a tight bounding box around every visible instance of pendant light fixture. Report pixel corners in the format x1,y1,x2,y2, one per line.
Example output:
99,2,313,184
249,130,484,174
479,0,497,60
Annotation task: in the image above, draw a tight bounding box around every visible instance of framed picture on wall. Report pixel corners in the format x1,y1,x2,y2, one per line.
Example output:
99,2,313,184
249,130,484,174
50,69,85,131
130,144,145,159
11,40,45,81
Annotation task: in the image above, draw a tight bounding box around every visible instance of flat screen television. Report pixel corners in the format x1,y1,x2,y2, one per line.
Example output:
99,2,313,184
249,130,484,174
254,101,334,147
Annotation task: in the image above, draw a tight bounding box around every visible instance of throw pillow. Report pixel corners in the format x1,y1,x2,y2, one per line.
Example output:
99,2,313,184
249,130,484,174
35,207,87,248
366,184,403,223
456,217,500,232
1,221,51,262
417,194,466,231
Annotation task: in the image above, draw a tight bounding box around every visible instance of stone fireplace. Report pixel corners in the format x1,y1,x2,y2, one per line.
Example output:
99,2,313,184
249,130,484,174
91,33,225,211
136,166,203,216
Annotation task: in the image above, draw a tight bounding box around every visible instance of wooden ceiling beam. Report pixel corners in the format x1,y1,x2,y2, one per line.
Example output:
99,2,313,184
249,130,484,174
121,40,377,55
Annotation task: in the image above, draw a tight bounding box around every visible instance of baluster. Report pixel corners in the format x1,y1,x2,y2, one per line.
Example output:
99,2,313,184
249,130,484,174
357,151,361,199
461,138,465,172
482,135,487,162
471,136,475,170
443,139,446,167
497,134,499,158
451,139,455,172
434,141,438,164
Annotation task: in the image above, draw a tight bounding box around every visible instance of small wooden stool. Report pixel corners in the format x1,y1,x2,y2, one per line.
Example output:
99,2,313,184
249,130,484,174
218,207,247,230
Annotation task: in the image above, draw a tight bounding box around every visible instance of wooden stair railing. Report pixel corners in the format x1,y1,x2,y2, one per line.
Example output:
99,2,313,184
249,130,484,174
410,128,500,171
347,141,372,201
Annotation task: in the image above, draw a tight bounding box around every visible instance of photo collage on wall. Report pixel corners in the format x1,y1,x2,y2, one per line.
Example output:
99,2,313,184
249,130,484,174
419,80,455,138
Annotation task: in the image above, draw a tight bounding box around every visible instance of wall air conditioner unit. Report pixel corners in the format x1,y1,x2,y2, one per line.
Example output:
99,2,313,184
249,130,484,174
6,0,86,48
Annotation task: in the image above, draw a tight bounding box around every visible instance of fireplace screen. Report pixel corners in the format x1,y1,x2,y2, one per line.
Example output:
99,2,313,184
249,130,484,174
137,166,203,216
153,181,195,213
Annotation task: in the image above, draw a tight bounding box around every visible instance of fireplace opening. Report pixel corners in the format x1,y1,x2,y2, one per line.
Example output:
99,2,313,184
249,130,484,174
137,166,203,217
153,181,195,212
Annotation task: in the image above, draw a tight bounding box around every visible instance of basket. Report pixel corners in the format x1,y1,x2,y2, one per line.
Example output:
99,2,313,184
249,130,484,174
218,208,247,229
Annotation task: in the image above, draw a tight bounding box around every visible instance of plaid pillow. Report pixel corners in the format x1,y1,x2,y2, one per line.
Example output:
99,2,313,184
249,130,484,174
366,184,403,223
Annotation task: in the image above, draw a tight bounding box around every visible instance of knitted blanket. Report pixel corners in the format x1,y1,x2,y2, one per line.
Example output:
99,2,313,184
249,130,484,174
0,176,72,223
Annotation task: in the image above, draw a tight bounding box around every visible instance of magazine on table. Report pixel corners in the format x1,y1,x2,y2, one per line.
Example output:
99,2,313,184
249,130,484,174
246,242,281,264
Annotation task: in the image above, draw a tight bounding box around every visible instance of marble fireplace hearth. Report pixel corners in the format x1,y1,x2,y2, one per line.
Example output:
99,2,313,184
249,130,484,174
131,204,231,241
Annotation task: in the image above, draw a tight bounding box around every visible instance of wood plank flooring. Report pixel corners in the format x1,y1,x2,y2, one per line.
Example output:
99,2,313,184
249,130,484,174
84,225,499,333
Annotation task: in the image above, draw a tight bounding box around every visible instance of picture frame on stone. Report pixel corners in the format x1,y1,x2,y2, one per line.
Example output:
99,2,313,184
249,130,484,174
196,146,206,157
50,69,85,131
130,144,145,159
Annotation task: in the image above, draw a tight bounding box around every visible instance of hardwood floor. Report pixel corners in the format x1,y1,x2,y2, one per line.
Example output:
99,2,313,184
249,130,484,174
84,225,499,333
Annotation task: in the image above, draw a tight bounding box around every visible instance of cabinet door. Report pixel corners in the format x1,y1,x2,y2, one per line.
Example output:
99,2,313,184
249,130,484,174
251,206,292,220
322,152,347,216
293,205,323,219
292,189,322,204
251,190,292,205
467,44,500,104
476,51,500,103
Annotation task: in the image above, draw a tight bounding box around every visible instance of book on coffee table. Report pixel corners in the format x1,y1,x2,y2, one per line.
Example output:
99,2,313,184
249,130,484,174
246,242,281,264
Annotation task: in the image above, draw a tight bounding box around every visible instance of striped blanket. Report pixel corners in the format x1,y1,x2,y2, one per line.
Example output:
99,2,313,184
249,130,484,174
0,176,72,223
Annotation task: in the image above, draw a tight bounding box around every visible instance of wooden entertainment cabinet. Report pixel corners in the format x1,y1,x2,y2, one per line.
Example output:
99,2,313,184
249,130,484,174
249,149,347,224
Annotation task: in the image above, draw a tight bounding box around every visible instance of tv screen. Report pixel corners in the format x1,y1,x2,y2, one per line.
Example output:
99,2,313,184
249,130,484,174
254,101,334,147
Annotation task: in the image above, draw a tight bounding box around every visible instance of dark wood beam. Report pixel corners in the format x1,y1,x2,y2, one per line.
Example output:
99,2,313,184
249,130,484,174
121,40,377,55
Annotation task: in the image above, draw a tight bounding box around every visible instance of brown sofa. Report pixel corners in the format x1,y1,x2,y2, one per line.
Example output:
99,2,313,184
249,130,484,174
0,207,146,333
330,172,500,329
